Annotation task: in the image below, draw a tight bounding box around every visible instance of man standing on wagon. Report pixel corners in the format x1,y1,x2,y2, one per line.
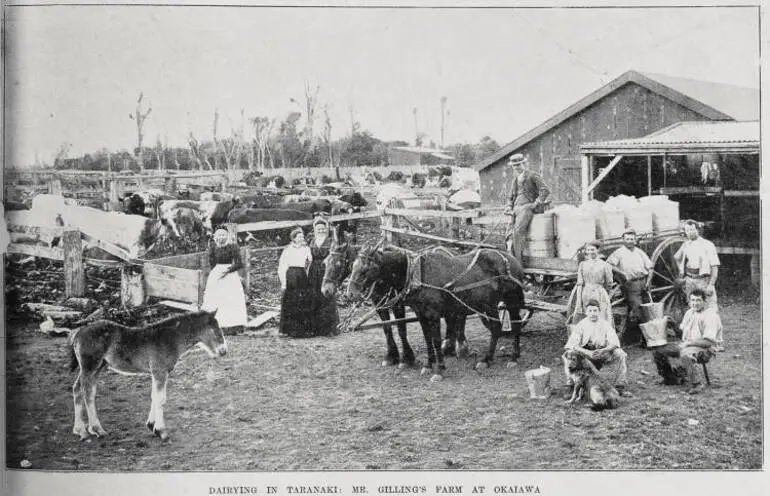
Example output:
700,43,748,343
504,153,551,260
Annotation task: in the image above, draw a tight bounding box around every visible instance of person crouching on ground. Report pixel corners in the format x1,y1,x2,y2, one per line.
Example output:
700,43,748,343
563,299,629,397
652,289,721,395
202,228,248,335
278,227,313,338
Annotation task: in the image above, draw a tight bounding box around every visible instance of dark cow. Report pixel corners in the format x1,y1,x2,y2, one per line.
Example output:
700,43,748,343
284,199,332,216
238,192,285,209
412,173,427,188
4,200,29,211
228,207,313,245
337,192,368,244
123,193,147,216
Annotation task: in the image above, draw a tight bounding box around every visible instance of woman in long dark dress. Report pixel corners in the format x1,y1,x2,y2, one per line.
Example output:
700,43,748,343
202,228,248,334
307,216,340,336
278,227,313,338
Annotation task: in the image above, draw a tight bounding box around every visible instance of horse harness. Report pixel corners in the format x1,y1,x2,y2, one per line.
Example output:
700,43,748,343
367,246,527,324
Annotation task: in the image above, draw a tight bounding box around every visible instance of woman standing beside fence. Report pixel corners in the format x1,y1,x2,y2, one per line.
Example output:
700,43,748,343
203,228,248,334
307,215,340,336
278,227,313,338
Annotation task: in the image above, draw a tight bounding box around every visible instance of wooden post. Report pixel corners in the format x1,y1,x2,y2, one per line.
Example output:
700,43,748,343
647,155,652,197
109,178,121,211
580,155,590,203
382,212,394,245
49,176,62,196
240,246,251,292
164,176,176,195
750,253,760,286
197,268,207,309
225,222,239,245
120,265,146,308
63,229,85,297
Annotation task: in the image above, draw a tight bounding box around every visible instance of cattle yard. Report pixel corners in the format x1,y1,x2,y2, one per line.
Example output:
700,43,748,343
3,168,763,471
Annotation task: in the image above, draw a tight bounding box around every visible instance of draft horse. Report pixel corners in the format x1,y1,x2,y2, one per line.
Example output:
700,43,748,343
321,230,418,367
68,310,227,441
347,244,526,380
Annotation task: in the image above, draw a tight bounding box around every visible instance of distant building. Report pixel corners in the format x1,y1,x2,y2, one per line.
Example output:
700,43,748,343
474,70,759,205
389,146,454,166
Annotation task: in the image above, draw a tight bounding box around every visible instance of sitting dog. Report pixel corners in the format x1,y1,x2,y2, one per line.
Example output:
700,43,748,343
563,350,620,411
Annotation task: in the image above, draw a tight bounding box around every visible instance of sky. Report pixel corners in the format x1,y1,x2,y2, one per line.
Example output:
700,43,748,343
4,4,761,167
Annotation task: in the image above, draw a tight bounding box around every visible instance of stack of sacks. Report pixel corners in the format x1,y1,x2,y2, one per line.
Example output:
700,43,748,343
639,195,680,234
552,204,596,258
605,194,653,236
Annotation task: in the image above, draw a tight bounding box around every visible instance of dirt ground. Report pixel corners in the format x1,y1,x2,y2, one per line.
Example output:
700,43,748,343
5,289,762,471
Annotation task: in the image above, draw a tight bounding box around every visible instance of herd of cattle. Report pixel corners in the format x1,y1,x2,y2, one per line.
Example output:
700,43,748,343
123,185,369,245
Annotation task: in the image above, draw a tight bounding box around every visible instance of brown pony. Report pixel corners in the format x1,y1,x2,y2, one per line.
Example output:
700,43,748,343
68,310,226,441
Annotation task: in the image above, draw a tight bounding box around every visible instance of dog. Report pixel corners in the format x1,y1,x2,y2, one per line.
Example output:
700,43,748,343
563,349,620,411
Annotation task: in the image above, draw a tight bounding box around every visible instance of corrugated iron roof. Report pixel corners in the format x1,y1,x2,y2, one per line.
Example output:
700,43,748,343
641,72,759,121
580,121,759,153
474,70,759,171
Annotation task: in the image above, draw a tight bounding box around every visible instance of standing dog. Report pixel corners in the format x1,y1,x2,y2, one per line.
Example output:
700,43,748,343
563,350,620,411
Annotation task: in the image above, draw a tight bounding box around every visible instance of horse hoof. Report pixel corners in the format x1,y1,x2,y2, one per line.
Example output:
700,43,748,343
146,421,155,432
420,367,431,376
381,360,391,367
506,361,518,369
430,374,443,382
398,362,408,370
88,426,107,438
475,362,488,370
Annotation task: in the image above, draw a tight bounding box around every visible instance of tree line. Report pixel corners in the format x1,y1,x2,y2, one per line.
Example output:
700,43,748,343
47,88,501,172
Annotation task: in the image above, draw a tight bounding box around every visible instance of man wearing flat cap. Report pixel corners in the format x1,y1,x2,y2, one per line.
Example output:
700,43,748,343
505,153,551,260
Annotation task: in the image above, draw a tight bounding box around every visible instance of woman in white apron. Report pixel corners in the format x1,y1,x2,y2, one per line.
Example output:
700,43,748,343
571,241,614,327
202,228,248,334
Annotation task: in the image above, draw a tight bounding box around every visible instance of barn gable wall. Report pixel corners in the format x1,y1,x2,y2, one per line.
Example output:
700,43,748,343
480,82,717,206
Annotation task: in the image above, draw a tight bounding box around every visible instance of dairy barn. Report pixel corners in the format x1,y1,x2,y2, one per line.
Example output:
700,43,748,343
474,69,759,282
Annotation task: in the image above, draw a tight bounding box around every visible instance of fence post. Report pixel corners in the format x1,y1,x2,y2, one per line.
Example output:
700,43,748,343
382,211,393,245
108,178,121,211
164,176,177,195
49,175,62,196
63,229,85,298
120,265,146,308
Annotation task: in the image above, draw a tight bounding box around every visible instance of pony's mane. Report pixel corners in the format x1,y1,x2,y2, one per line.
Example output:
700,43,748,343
128,310,211,331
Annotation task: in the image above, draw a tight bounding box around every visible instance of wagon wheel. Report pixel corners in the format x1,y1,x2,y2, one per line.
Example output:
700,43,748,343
646,236,688,324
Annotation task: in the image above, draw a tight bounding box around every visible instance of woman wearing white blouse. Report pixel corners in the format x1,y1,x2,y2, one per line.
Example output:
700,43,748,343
278,227,313,337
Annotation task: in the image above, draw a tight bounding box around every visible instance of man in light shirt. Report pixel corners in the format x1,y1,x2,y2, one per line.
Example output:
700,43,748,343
653,289,721,395
607,229,653,335
563,299,629,396
674,220,722,350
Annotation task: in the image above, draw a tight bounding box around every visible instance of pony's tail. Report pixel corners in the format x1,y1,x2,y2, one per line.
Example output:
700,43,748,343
67,329,79,373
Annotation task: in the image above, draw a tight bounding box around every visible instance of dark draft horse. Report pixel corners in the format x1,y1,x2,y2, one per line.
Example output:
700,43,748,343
321,229,419,368
346,243,526,380
68,310,227,441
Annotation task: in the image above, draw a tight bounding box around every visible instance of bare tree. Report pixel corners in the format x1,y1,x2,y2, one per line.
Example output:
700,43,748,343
440,96,447,148
153,138,164,171
322,105,333,167
290,81,320,167
412,107,420,146
53,142,72,168
212,108,221,169
129,93,152,171
250,116,275,171
188,133,213,171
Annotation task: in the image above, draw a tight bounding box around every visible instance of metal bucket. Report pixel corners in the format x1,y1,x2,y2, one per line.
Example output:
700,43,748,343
525,366,552,399
640,302,664,323
639,318,669,348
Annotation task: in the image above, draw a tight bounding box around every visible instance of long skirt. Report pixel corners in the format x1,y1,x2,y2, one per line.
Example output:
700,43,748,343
280,267,313,338
307,260,340,336
202,264,248,328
